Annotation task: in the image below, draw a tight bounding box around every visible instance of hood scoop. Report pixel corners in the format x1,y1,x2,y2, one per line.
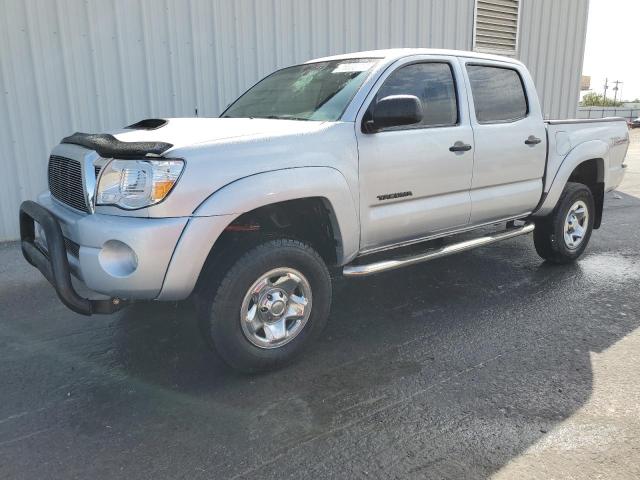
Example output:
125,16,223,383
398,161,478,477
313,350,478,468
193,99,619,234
126,118,168,130
61,132,173,158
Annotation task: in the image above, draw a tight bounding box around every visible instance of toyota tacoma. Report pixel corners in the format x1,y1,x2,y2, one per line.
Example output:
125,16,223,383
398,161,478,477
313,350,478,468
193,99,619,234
20,49,630,371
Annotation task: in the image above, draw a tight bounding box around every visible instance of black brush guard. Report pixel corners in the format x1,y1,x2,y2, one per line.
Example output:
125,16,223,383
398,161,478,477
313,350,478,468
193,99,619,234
19,200,130,315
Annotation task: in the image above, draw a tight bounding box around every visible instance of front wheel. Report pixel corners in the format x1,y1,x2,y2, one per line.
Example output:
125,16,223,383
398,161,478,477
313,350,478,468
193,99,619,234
197,238,332,372
533,182,595,263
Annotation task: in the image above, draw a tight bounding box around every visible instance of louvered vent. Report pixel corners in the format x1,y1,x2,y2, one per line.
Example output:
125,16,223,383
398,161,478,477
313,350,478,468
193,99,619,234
474,0,520,54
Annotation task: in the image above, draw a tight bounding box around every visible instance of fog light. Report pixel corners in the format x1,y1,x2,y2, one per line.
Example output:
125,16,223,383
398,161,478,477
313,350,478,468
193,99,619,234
98,240,138,277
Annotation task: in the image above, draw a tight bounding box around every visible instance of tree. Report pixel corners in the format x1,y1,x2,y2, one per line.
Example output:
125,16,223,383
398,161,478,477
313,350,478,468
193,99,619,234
580,92,623,107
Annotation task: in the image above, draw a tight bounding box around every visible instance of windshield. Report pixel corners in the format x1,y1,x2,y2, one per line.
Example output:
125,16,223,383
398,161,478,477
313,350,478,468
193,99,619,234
221,59,379,121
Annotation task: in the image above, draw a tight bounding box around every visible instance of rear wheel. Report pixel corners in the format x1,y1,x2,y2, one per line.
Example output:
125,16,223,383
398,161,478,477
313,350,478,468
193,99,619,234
533,182,594,263
197,238,332,372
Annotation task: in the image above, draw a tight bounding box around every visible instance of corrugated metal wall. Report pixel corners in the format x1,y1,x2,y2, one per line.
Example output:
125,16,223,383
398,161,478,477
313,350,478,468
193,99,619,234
518,0,590,120
0,0,587,241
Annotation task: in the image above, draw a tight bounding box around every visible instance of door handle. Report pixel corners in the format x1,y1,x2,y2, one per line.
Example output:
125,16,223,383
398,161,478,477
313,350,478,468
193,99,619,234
449,142,472,152
525,135,542,145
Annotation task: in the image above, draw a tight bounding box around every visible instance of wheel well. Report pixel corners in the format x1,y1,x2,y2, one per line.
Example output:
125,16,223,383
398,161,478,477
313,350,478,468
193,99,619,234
194,198,340,297
568,159,605,229
226,198,340,263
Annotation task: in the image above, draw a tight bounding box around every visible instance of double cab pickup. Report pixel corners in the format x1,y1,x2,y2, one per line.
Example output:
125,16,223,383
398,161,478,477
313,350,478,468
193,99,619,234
20,49,629,371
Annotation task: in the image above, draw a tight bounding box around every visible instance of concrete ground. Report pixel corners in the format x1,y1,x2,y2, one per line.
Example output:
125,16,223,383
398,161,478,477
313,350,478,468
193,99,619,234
1,129,639,480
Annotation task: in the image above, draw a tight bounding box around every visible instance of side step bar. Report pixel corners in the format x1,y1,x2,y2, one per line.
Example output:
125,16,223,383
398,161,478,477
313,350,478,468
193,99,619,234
343,222,535,277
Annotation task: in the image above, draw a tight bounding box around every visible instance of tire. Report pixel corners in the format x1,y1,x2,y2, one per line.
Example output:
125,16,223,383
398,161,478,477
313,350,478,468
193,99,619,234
533,182,595,264
197,238,332,373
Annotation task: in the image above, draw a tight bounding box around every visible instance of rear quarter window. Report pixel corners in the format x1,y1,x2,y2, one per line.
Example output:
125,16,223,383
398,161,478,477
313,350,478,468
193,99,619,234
466,65,528,123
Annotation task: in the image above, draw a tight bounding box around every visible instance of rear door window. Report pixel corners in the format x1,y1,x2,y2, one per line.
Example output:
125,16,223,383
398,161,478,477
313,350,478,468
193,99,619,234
466,65,528,123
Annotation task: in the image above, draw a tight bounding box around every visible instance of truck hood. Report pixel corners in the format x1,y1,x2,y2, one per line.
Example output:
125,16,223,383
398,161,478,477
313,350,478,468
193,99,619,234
91,117,359,218
112,117,326,151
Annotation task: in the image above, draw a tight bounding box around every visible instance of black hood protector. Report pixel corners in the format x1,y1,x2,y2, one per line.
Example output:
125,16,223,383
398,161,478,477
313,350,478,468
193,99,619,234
61,132,173,158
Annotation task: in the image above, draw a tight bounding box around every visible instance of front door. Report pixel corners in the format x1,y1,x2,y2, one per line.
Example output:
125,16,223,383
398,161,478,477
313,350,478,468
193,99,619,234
356,57,474,251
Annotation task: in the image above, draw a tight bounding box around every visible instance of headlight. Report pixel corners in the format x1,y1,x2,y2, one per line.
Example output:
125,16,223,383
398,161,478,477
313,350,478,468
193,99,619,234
96,159,184,209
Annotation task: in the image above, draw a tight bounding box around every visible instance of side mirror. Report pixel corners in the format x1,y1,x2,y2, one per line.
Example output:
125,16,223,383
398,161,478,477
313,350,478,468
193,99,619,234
366,95,423,133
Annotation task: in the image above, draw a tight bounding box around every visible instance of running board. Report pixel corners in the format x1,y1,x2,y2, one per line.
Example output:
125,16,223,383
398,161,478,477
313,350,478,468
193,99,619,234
343,222,535,277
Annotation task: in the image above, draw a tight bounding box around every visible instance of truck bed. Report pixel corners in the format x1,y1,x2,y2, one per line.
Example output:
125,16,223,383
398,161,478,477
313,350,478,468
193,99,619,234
544,117,629,194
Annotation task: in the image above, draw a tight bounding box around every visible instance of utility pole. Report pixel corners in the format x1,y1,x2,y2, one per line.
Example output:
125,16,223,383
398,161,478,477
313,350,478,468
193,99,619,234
603,77,608,103
612,80,623,104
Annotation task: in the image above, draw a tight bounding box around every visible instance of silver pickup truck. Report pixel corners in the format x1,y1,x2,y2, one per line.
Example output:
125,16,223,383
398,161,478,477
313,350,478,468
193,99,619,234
20,49,629,371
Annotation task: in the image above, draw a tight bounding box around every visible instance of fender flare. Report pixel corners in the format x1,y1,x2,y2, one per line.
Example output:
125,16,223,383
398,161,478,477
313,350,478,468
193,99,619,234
534,140,608,217
193,167,360,264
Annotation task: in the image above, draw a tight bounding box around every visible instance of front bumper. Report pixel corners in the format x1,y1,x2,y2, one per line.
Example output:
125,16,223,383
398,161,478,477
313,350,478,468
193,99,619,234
20,192,238,312
22,193,189,306
20,200,129,315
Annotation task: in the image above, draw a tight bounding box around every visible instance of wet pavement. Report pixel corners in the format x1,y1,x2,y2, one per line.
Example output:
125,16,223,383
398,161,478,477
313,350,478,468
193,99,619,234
1,130,639,479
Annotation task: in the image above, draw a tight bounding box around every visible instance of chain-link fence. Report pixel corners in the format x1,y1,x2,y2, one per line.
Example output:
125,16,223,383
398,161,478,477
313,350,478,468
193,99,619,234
577,107,639,121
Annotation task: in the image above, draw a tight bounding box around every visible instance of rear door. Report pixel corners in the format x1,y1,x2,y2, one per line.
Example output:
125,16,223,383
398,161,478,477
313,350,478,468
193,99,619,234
460,59,547,224
356,56,474,251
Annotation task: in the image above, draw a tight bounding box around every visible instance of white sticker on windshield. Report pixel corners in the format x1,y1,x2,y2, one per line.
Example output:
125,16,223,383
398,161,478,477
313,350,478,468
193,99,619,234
332,62,374,73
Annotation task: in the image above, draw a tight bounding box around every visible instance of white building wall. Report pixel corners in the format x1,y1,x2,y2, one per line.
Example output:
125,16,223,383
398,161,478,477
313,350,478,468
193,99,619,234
0,0,587,240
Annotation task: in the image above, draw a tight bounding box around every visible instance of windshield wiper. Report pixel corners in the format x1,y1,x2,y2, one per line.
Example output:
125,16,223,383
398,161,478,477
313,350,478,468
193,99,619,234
263,115,311,121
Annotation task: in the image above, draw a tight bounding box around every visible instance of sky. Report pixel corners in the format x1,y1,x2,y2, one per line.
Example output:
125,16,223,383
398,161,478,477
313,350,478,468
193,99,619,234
581,0,640,101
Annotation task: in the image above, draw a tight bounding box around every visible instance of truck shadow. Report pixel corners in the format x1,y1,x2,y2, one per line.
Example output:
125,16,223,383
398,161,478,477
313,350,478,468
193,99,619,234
104,220,640,478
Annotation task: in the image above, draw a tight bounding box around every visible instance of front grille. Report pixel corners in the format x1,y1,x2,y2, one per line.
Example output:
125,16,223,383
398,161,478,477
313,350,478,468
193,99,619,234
48,155,89,213
64,237,80,258
37,236,80,259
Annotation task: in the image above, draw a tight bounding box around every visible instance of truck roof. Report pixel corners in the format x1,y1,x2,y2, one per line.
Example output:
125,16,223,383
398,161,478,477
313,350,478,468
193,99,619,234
307,48,524,67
